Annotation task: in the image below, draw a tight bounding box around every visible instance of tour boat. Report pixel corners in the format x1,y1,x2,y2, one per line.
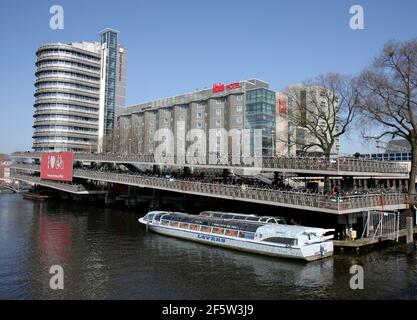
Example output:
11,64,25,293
138,211,334,261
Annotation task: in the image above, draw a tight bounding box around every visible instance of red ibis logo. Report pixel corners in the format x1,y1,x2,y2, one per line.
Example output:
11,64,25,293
212,82,241,93
278,98,287,113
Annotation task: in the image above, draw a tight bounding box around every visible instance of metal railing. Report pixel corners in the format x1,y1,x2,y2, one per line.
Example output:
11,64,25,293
11,173,88,193
11,151,409,175
10,163,409,213
72,169,408,213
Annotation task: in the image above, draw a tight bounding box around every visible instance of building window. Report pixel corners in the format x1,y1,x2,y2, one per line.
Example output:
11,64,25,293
196,122,203,128
236,105,243,112
236,95,243,101
215,99,222,104
216,119,221,126
236,117,242,124
216,109,221,116
164,117,169,124
179,115,184,121
197,112,203,118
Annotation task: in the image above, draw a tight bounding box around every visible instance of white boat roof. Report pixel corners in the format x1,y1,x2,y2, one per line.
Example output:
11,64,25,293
145,211,334,237
256,224,333,238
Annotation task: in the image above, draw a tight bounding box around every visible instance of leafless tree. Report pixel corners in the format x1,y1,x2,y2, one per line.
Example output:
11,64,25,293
286,74,358,157
357,39,417,204
284,74,358,193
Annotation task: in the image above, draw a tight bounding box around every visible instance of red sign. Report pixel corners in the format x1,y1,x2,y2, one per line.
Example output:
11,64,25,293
278,98,287,113
212,82,241,93
40,152,73,182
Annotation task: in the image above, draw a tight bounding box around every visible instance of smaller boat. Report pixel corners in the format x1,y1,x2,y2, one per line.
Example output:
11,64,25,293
22,192,49,201
139,211,334,261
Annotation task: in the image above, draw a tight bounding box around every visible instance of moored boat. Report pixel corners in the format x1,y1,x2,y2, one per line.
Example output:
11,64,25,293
139,211,334,261
22,192,49,201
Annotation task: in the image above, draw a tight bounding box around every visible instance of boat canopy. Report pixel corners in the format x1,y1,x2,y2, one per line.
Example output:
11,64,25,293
144,211,268,233
200,211,286,224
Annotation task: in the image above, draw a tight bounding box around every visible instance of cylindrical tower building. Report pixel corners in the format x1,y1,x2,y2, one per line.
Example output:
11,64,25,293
33,42,101,152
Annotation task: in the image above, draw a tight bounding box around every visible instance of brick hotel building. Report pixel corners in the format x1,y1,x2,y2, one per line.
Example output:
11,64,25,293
113,79,276,158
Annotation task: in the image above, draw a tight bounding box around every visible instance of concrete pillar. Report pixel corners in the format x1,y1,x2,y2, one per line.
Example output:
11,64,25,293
158,191,163,209
223,169,230,182
273,172,286,187
184,166,191,177
105,193,116,205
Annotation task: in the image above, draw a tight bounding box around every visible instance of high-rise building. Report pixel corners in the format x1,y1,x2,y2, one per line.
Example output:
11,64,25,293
113,79,276,158
32,30,126,153
98,29,127,153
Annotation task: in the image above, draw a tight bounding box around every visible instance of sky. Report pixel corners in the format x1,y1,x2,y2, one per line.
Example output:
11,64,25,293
0,0,416,155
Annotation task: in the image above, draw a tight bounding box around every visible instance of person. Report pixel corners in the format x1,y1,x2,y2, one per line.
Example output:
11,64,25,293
289,218,300,225
331,185,336,196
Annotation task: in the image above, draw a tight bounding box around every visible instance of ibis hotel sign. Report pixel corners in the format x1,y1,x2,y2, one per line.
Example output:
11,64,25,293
212,82,241,93
40,152,73,182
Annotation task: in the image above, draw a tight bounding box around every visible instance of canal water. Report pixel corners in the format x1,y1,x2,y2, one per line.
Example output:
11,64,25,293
0,193,416,300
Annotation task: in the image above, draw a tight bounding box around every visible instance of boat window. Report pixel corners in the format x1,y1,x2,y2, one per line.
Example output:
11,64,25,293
144,213,155,222
179,222,189,229
225,229,238,237
189,224,199,231
160,220,170,226
212,227,224,235
201,226,211,233
264,237,297,246
244,232,255,240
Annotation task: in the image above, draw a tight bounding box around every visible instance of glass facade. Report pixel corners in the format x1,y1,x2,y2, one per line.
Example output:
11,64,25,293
101,30,118,135
245,88,276,156
365,152,412,161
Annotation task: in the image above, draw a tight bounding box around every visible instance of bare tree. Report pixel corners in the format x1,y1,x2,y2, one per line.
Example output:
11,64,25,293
357,39,417,204
285,74,358,192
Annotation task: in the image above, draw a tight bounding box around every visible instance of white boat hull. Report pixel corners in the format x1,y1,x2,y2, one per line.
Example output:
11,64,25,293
140,219,333,261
